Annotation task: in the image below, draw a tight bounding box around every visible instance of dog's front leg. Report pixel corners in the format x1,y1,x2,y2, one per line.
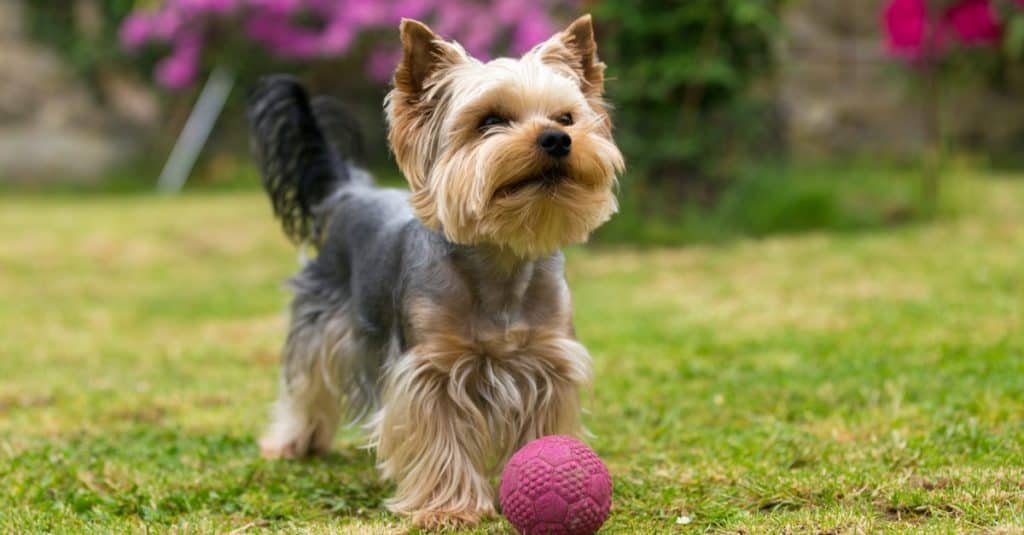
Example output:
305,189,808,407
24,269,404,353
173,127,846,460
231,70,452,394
371,349,496,528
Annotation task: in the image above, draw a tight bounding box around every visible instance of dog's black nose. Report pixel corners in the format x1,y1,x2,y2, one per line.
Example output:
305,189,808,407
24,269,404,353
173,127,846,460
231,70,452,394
537,129,571,158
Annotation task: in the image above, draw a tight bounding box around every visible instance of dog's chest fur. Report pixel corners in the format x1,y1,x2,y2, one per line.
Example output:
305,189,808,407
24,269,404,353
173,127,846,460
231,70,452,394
389,250,590,469
405,251,577,368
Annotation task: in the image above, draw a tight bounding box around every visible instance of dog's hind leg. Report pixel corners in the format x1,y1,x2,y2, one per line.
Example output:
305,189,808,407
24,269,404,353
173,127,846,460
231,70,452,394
260,278,353,459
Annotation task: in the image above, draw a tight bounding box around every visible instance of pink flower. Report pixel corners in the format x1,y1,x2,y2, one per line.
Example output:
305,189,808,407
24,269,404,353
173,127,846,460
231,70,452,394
155,33,201,89
391,0,432,19
368,47,402,82
941,0,1001,46
883,0,1008,61
348,1,390,25
883,0,932,60
459,8,495,58
119,13,155,50
122,0,572,88
320,17,357,55
432,0,468,38
246,13,323,58
495,0,527,25
172,0,240,15
150,8,184,41
513,7,555,54
246,0,305,16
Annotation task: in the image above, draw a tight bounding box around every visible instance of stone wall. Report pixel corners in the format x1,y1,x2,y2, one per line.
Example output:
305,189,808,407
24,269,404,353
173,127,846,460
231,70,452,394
0,0,156,183
779,1,924,158
779,0,1024,159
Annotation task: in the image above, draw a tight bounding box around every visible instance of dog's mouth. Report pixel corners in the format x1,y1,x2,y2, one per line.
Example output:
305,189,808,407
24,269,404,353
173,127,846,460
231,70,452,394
493,168,568,198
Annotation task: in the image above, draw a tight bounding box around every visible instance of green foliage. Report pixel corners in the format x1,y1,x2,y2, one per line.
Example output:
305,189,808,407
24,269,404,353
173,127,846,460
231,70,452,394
593,0,785,185
23,0,149,87
997,0,1024,59
597,162,932,246
1004,9,1024,60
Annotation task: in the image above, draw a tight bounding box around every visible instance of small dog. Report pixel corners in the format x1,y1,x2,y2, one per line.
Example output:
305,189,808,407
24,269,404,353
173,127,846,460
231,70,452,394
247,14,623,527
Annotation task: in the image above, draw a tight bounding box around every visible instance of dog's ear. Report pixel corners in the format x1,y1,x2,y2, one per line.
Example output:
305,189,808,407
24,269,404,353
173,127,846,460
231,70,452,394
394,18,467,96
535,14,605,98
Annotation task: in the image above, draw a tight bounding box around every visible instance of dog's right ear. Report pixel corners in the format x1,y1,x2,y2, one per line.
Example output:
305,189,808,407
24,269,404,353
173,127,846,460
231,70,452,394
394,19,467,96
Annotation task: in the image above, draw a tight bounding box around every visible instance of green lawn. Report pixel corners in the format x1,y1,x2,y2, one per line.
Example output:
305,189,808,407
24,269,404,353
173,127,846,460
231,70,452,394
1,171,1022,534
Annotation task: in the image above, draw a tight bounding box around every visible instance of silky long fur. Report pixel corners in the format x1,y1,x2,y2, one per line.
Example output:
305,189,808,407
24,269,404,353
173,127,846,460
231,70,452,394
369,296,590,524
249,14,623,529
247,75,359,245
386,17,624,257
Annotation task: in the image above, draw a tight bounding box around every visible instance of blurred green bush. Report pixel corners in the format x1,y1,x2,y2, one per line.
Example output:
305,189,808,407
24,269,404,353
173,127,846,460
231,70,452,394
593,0,785,189
596,162,931,246
24,0,147,89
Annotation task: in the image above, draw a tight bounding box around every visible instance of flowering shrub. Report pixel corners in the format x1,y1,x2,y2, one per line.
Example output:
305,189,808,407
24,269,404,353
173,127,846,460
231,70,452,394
883,0,1024,60
120,0,570,89
882,0,1024,207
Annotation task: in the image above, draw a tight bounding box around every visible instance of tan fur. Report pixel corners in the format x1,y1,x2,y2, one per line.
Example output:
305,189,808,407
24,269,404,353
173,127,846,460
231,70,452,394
260,15,621,528
386,15,624,258
260,304,355,459
369,296,590,523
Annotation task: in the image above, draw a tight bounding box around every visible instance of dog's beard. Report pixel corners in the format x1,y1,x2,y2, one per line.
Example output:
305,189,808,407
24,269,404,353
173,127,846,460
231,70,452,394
491,165,570,198
418,126,622,258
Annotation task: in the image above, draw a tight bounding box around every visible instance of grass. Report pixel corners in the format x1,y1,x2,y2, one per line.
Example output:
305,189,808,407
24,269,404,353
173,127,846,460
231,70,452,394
1,169,1022,533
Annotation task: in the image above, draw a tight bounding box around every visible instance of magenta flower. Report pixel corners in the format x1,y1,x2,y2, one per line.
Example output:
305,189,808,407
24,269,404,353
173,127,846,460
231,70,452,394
941,0,1001,46
245,12,323,58
883,0,931,60
392,0,432,19
495,0,526,25
121,0,575,90
156,33,202,89
348,2,390,25
513,7,556,54
173,0,240,14
368,48,403,82
246,0,304,16
883,0,1016,62
459,8,495,58
119,13,155,51
150,9,185,41
319,18,357,54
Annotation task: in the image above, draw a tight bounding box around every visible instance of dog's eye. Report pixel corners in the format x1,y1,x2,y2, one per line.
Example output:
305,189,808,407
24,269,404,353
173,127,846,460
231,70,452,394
479,115,507,130
556,113,574,126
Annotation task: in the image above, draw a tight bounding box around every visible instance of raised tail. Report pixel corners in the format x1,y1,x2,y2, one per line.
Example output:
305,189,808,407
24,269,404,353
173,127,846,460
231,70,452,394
246,75,366,245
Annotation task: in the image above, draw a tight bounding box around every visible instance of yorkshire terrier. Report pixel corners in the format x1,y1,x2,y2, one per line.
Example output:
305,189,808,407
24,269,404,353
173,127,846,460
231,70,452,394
247,14,623,527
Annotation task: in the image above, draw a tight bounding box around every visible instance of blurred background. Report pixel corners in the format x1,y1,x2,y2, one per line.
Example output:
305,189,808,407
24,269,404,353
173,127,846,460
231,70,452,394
3,0,1024,243
5,4,1024,532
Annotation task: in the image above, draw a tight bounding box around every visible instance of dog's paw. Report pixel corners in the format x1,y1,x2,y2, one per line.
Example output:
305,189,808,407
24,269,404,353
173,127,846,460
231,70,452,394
258,432,314,459
410,505,496,530
259,440,300,460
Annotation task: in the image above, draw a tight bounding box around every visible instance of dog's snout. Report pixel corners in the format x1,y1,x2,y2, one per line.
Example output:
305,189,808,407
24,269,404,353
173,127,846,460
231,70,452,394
537,129,571,158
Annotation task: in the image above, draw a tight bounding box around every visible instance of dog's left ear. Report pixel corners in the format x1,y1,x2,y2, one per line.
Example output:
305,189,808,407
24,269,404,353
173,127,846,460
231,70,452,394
536,14,605,98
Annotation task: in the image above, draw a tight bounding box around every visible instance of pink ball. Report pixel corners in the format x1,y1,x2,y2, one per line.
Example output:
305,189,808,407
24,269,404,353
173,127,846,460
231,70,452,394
499,435,612,535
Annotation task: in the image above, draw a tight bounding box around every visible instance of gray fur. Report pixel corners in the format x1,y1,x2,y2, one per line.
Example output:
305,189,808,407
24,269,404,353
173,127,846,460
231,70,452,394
249,73,595,522
289,180,566,421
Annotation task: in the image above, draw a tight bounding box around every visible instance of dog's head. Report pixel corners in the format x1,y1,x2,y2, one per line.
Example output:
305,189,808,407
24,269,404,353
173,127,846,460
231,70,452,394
385,15,624,258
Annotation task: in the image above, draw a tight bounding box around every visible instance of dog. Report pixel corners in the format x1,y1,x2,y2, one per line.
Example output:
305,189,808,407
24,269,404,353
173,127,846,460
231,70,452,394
246,14,623,527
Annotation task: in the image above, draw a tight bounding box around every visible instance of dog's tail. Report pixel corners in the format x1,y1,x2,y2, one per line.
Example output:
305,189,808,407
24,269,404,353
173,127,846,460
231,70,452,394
246,75,367,245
